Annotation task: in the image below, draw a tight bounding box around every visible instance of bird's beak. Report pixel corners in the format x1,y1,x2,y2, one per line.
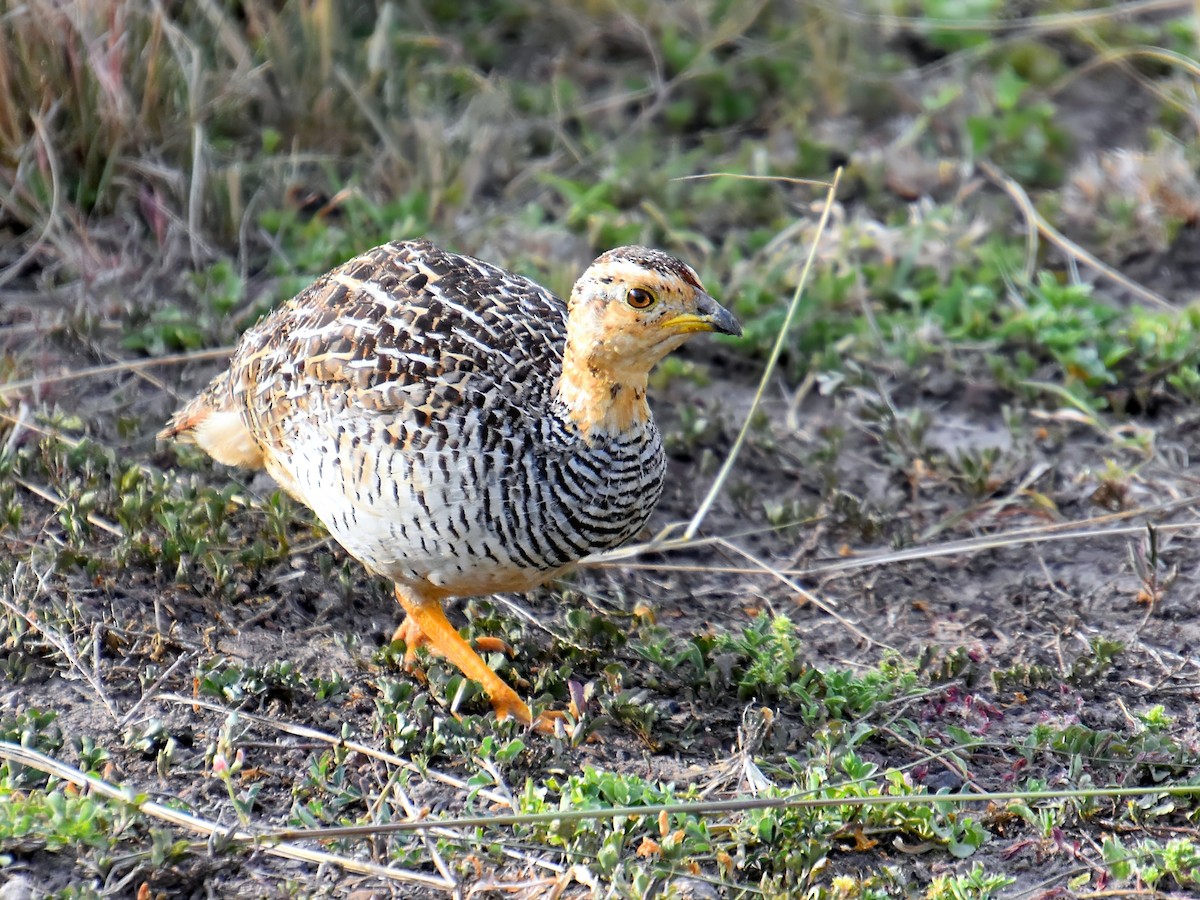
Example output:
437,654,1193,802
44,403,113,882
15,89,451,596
661,292,742,337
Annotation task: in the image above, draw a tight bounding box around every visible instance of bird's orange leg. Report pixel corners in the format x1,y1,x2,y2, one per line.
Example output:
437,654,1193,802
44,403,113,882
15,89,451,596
393,585,535,727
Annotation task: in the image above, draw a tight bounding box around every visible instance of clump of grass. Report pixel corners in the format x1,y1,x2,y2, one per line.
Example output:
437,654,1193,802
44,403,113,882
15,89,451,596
0,0,434,269
0,3,193,219
1061,139,1200,260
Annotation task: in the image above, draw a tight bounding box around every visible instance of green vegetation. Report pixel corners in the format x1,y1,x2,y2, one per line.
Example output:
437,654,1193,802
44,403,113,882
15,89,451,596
4,0,1200,896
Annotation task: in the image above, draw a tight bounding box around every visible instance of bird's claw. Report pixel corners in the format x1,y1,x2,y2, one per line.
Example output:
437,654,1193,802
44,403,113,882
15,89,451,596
490,695,572,736
529,709,572,736
391,616,428,671
473,636,515,656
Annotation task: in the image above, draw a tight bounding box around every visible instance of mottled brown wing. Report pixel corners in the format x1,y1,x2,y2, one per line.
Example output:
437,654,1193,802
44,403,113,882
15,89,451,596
228,240,569,451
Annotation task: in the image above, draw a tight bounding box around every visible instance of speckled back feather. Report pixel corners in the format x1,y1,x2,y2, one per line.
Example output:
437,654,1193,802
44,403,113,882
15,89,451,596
233,240,568,450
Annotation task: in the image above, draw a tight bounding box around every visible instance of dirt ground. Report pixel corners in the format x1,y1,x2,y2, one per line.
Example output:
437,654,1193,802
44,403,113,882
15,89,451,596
6,292,1200,896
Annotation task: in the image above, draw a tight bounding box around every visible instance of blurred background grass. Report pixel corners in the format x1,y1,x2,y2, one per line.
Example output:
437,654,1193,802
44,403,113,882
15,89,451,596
5,0,1200,407
1,0,823,271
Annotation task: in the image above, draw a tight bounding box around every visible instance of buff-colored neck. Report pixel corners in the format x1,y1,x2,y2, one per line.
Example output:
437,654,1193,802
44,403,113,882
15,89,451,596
557,343,651,440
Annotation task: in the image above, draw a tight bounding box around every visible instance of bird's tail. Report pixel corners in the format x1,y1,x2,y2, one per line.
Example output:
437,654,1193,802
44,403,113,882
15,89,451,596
158,369,264,469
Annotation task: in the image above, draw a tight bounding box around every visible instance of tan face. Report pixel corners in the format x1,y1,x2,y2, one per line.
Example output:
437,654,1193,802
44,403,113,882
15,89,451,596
568,254,741,381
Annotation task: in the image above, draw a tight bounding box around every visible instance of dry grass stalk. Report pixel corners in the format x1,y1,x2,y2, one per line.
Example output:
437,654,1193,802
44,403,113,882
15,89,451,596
0,740,458,891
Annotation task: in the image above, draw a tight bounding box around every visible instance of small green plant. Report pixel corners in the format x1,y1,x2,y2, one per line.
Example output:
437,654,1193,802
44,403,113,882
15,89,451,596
708,616,916,719
291,745,365,828
1,710,64,789
371,676,428,754
926,864,1015,899
73,736,109,774
260,191,433,279
1137,705,1174,733
1103,836,1200,890
518,766,713,884
1067,637,1123,686
992,662,1057,693
0,788,130,854
965,64,1069,186
662,403,721,456
209,712,259,825
915,0,1005,52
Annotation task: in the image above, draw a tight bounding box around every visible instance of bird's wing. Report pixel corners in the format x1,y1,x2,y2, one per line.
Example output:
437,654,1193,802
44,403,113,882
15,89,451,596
229,240,569,450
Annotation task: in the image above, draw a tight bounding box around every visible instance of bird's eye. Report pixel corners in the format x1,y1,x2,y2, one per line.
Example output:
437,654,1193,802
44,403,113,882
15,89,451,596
626,288,656,309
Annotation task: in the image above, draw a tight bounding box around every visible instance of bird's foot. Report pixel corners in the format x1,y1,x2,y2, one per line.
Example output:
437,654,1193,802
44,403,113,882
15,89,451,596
393,618,513,667
490,694,572,736
489,689,532,726
530,709,573,736
391,587,569,736
391,615,429,669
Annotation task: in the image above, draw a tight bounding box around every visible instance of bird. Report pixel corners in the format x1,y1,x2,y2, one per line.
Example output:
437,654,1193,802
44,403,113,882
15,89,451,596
159,238,741,731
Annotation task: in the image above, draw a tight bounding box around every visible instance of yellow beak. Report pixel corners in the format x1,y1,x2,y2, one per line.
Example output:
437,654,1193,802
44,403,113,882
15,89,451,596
661,292,742,336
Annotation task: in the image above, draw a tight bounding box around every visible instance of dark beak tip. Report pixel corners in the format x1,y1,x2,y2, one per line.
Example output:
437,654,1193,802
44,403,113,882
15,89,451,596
698,291,742,337
716,307,742,337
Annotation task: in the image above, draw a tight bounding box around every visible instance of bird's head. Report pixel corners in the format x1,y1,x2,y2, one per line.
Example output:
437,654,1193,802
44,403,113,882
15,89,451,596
559,247,740,436
565,246,741,383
